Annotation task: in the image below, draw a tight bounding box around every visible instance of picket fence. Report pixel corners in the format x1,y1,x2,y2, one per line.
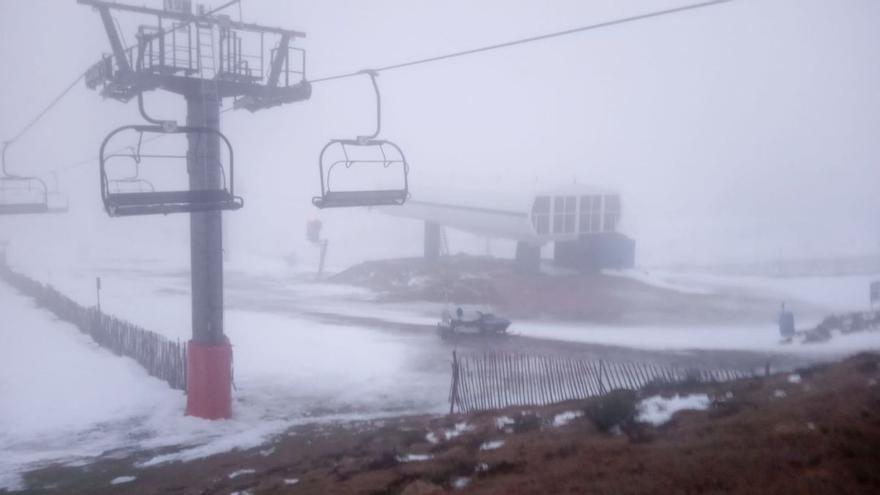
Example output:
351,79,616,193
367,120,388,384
449,351,752,413
0,263,187,390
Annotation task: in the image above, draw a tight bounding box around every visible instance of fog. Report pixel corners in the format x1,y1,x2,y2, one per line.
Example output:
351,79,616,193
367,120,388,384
1,0,877,269
1,1,880,491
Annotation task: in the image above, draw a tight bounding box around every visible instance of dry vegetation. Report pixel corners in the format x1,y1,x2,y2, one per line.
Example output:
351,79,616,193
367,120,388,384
21,353,880,495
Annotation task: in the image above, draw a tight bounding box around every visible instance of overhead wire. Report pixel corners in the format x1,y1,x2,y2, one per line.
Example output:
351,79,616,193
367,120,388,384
5,72,86,146
2,0,241,150
46,0,733,176
309,0,733,84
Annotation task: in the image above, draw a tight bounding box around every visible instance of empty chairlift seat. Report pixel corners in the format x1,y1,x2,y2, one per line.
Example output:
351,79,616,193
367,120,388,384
99,125,243,217
312,70,410,209
0,141,66,215
107,176,156,195
104,150,157,196
312,138,409,209
0,176,50,215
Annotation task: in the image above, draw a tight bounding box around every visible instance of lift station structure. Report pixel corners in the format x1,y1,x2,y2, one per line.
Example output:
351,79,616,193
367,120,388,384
79,0,310,419
380,185,636,272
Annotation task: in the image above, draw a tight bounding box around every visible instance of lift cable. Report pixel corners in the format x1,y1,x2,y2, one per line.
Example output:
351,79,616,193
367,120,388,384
4,73,86,147
48,0,732,175
309,0,733,84
1,0,240,151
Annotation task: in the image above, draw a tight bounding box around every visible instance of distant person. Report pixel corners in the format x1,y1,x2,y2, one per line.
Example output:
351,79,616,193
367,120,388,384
778,302,795,338
456,307,464,320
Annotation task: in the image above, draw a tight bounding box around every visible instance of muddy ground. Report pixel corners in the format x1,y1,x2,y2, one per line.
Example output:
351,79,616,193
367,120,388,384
16,353,880,495
329,256,818,325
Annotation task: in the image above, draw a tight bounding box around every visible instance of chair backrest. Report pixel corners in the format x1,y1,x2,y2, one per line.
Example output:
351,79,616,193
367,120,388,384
99,124,242,217
313,139,409,209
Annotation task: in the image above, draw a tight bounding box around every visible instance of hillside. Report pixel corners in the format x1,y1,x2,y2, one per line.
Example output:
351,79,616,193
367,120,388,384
21,353,880,494
330,255,797,325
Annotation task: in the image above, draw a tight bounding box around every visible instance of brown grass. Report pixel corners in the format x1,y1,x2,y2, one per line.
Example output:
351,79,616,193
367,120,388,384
20,354,880,495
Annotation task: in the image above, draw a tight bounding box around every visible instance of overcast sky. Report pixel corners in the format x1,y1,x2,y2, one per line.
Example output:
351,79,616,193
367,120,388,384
0,0,878,270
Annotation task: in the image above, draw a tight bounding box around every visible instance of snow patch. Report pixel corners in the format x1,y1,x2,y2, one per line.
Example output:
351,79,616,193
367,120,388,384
773,389,787,398
284,478,300,485
637,394,711,426
494,416,515,430
228,469,256,479
396,453,432,463
552,411,583,427
479,440,505,451
110,476,136,485
423,423,474,445
452,476,471,489
788,374,802,384
443,422,473,440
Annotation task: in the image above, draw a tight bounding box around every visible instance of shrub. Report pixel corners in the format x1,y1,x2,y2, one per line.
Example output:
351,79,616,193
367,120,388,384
584,390,638,433
511,412,542,434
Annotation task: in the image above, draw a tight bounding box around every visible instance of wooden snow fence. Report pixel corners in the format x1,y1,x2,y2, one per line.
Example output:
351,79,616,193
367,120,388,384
448,352,752,413
0,263,187,391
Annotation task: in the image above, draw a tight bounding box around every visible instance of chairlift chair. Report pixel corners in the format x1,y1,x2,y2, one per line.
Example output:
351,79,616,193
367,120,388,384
0,141,65,215
99,124,243,217
0,176,49,215
312,71,410,209
104,141,157,195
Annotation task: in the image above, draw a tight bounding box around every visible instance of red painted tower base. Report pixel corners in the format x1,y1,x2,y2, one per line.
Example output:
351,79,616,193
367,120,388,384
186,339,232,420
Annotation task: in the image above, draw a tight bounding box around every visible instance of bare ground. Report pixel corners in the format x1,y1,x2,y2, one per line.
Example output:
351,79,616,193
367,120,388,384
16,353,880,495
328,256,818,325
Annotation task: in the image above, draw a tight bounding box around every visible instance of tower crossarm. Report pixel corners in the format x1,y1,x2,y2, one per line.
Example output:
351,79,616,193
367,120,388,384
79,0,311,110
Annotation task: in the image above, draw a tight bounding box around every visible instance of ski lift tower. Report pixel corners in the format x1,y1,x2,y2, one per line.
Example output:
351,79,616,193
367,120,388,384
79,0,311,419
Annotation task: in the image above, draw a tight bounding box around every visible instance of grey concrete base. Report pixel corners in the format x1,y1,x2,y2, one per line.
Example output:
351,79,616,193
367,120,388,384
515,242,541,273
554,233,636,272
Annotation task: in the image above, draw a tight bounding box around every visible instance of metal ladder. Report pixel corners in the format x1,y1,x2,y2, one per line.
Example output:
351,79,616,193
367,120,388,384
196,24,216,78
171,23,195,74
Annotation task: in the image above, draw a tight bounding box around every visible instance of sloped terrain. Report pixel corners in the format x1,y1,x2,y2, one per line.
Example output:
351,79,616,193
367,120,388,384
21,353,880,495
330,256,799,324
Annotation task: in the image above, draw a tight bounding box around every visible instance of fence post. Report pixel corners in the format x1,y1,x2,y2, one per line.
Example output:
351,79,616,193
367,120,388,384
96,276,102,313
598,360,607,395
1,265,187,391
449,350,459,415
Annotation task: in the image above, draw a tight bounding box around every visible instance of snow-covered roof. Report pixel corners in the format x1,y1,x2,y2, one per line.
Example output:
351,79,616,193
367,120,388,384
377,183,622,242
534,184,619,198
411,184,619,214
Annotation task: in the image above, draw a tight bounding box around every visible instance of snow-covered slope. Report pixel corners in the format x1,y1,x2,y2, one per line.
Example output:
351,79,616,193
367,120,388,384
0,282,449,492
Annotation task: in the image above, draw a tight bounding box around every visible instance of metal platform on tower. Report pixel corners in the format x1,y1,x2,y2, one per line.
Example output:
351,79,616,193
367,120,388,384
79,0,310,110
